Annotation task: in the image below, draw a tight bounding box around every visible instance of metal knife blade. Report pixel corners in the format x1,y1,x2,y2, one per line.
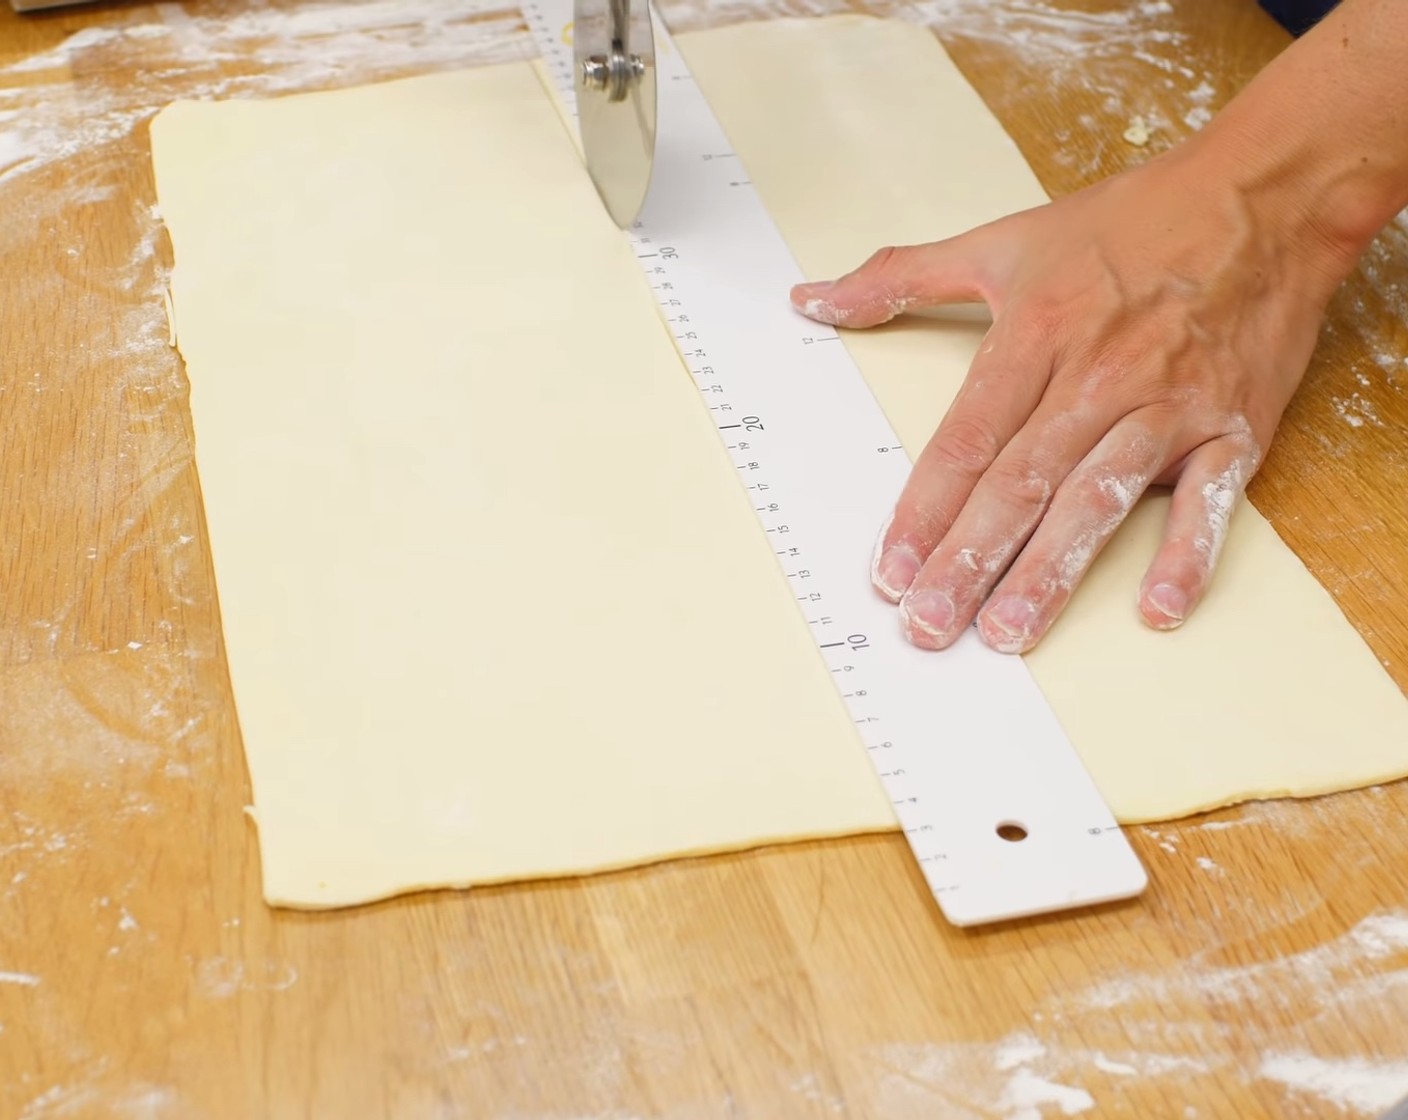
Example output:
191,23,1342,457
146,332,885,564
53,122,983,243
572,0,656,226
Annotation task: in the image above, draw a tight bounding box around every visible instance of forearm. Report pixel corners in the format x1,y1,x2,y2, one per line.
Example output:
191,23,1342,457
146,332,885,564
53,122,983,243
1173,0,1408,281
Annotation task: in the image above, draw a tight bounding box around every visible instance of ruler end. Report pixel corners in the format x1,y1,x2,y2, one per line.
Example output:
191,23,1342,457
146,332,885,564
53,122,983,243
933,831,1149,928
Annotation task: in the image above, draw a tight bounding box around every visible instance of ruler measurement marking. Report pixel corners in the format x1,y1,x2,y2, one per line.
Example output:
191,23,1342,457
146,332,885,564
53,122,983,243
616,73,965,900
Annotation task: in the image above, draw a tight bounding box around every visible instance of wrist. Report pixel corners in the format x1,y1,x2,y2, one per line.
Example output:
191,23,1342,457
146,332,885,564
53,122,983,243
1160,0,1408,288
1181,112,1407,285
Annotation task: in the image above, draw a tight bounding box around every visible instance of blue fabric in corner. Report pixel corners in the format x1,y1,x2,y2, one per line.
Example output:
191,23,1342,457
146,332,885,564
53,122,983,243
1258,0,1340,35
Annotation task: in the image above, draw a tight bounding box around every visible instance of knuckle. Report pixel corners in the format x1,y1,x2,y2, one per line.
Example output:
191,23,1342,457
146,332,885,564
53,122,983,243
1217,422,1263,470
860,245,909,278
1085,360,1134,397
1154,538,1214,587
985,456,1055,512
845,245,930,322
929,415,1003,475
1065,466,1147,526
1068,348,1141,398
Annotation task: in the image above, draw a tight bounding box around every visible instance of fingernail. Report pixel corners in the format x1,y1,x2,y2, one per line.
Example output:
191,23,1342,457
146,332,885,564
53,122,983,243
982,596,1037,653
793,280,836,298
873,544,921,601
1146,582,1188,628
900,589,955,644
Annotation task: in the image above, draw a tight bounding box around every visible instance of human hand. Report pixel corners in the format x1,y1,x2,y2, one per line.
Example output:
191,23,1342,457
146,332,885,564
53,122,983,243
791,150,1348,654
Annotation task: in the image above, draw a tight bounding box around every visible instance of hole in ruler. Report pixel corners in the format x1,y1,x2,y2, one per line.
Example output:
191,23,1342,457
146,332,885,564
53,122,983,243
996,821,1028,843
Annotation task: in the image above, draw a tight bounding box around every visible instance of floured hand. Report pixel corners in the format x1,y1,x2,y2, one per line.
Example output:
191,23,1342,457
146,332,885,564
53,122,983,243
791,152,1346,654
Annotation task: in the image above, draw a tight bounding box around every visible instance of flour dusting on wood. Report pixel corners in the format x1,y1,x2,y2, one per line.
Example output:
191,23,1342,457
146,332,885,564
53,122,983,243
1259,1053,1408,1115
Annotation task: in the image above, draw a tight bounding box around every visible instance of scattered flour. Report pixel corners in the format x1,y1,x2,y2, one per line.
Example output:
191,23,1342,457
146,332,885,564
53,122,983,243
872,1030,1214,1118
1259,1052,1408,1115
18,1071,177,1120
857,906,1408,1116
874,1036,1099,1119
996,1035,1049,1071
1187,78,1215,104
663,0,1222,173
6,32,105,76
195,956,299,999
787,1072,847,1112
1142,826,1180,854
1183,106,1212,130
0,1,537,250
1349,912,1408,958
1091,1054,1138,1077
1078,908,1408,1015
1332,393,1384,429
1339,208,1408,416
1001,1070,1095,1120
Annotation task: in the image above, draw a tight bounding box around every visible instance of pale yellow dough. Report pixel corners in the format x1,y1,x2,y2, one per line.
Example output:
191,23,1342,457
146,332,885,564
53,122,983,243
149,16,1408,908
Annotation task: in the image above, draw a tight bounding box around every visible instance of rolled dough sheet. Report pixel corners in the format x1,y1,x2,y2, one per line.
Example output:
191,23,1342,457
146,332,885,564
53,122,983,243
148,15,1408,908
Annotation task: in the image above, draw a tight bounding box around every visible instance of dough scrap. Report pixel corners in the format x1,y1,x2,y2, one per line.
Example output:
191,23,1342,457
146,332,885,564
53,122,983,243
148,16,1408,908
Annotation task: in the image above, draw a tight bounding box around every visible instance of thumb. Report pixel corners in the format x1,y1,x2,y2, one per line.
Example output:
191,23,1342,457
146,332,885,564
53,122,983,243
790,236,987,329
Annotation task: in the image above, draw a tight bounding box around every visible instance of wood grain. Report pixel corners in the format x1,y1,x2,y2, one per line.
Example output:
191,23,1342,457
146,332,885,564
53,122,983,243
1,2,1405,1117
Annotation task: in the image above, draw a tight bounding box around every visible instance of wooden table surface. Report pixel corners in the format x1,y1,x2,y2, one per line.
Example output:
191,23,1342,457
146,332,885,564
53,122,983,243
2,1,1406,1117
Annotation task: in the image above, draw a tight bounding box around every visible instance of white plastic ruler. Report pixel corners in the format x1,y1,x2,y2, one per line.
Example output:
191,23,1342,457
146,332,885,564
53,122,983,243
521,2,1147,925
